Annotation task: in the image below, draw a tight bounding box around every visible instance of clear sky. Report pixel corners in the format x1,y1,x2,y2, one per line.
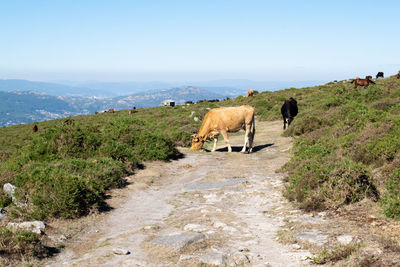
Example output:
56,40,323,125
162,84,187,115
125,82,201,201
0,0,399,82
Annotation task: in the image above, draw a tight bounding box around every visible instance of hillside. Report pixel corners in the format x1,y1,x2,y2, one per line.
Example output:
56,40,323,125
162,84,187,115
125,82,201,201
0,87,227,126
1,75,400,265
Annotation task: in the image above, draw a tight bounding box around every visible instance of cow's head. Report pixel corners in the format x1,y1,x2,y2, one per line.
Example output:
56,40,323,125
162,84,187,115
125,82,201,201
191,134,206,150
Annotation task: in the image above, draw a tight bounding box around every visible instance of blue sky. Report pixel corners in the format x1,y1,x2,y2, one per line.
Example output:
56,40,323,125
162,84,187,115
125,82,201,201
0,0,399,82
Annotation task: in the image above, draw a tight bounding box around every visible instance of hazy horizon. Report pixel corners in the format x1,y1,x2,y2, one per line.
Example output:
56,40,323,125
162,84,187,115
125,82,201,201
1,1,399,82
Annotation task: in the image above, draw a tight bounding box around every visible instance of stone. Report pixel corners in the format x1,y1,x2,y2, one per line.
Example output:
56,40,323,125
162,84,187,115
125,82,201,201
7,221,45,234
213,221,227,228
199,252,227,266
294,230,328,246
337,235,353,245
292,244,301,250
143,225,160,230
0,208,6,222
183,223,208,232
150,233,204,251
3,183,17,201
184,178,247,191
113,247,130,255
48,234,67,243
233,252,250,265
179,254,193,261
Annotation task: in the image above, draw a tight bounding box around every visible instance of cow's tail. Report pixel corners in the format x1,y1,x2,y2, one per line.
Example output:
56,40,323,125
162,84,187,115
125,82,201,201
251,114,256,142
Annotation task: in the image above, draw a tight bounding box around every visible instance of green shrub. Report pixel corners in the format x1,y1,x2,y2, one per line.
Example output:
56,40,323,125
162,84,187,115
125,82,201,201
382,169,400,218
0,227,44,258
14,158,127,219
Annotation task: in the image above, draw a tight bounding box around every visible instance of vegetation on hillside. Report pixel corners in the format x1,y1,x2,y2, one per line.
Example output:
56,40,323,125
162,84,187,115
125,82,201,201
1,75,400,261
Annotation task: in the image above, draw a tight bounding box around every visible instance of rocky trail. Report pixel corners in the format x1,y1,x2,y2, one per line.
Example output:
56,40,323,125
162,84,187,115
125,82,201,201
46,121,324,266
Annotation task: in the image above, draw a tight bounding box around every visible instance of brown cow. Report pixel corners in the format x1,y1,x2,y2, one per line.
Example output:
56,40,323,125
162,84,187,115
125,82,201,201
64,119,74,125
108,108,115,113
129,109,137,114
32,125,38,132
351,76,375,88
191,105,255,153
94,111,99,115
246,89,254,97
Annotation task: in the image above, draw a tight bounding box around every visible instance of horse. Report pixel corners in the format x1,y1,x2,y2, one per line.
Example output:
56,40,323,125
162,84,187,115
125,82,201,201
351,76,375,88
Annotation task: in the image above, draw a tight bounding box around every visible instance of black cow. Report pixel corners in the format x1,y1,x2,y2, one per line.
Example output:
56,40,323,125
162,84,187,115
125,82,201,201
281,97,298,130
376,72,384,79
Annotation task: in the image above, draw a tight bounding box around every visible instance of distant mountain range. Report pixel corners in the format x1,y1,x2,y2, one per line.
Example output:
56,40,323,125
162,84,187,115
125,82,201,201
0,78,323,127
0,87,225,126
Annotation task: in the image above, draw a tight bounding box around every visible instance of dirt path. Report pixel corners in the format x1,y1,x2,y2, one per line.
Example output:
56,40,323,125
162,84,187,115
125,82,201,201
46,121,313,266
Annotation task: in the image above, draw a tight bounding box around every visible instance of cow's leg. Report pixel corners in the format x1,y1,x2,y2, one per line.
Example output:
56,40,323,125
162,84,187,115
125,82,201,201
220,130,231,152
283,115,287,130
241,126,250,153
211,137,218,152
288,117,293,126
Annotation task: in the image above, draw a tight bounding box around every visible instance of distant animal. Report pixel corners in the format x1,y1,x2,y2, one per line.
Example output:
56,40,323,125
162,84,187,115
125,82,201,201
376,72,384,79
129,109,137,114
281,97,298,130
185,101,194,105
191,105,255,153
132,106,136,110
351,76,375,88
94,111,99,115
397,71,400,79
32,125,38,132
196,100,204,104
208,99,219,102
246,89,255,97
108,108,115,113
225,97,231,101
64,119,74,125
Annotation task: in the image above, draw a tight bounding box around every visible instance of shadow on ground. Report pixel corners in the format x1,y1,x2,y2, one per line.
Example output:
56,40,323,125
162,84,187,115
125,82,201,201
201,143,273,153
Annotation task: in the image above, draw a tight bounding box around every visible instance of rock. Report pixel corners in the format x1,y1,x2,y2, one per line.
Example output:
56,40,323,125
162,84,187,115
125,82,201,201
143,225,160,230
213,221,227,228
199,252,227,266
337,235,353,245
0,208,6,222
150,233,204,251
3,183,17,201
294,230,328,246
292,244,301,250
7,221,45,234
179,254,193,261
233,252,250,265
113,247,130,255
183,223,208,232
48,234,67,243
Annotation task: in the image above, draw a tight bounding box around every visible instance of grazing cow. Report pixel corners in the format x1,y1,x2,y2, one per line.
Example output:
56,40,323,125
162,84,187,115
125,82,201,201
196,100,204,104
351,76,375,88
191,105,255,153
208,99,219,102
246,89,255,97
281,97,298,130
64,119,74,125
32,125,38,132
185,101,193,105
376,72,384,79
94,111,99,115
108,108,115,113
225,97,231,101
129,109,137,114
